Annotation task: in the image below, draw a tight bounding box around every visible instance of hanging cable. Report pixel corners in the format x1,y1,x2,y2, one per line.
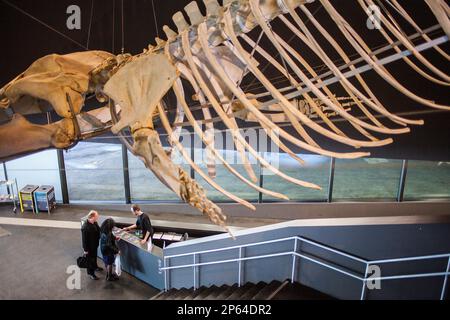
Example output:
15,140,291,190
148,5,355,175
112,0,115,53
1,0,88,50
121,0,125,54
86,0,94,49
244,4,323,92
151,0,160,38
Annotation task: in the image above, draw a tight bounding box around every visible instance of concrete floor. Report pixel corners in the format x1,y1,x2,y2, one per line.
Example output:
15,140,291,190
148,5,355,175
0,224,159,299
0,226,10,237
0,203,284,300
0,203,286,228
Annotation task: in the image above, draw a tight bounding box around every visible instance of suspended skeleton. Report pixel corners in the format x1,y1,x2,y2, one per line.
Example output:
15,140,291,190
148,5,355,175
0,0,449,235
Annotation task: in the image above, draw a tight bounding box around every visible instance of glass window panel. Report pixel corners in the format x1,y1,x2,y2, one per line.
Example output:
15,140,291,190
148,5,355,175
404,161,450,199
65,142,124,201
194,149,260,202
128,148,189,201
262,154,330,201
333,158,402,200
5,150,63,201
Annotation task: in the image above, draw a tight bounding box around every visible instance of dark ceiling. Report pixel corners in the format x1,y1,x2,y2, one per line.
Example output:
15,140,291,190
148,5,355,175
0,0,449,160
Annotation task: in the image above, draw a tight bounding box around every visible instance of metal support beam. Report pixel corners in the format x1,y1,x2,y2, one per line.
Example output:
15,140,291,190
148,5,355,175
122,144,131,204
327,158,336,203
259,170,264,204
397,160,408,202
2,162,10,195
261,35,449,107
190,133,195,180
57,150,69,204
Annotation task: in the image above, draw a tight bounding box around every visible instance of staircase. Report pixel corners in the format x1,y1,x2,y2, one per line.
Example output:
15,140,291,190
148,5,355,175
150,280,333,300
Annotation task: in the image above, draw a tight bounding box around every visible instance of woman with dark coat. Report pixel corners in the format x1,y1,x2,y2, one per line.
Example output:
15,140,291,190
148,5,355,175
100,218,120,281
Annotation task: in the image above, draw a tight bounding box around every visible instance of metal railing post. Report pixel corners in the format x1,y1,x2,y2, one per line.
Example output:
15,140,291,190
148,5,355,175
193,253,199,290
238,247,242,287
440,256,450,300
163,257,168,292
161,236,450,300
360,263,369,300
291,238,298,283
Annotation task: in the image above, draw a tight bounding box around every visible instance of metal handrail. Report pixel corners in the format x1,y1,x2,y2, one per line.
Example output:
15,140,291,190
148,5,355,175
160,235,450,300
298,237,368,264
370,253,450,264
163,236,368,263
163,236,300,259
163,252,294,271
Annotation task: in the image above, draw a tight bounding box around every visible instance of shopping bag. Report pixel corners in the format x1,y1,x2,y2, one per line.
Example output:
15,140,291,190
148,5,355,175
115,255,122,276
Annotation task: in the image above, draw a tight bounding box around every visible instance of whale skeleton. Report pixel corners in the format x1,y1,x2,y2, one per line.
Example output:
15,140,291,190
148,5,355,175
0,0,449,235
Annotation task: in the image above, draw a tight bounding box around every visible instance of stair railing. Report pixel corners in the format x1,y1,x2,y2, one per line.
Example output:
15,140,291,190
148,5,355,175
160,236,450,300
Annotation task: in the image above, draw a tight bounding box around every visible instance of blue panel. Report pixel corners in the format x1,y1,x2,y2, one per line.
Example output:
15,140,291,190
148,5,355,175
98,241,164,290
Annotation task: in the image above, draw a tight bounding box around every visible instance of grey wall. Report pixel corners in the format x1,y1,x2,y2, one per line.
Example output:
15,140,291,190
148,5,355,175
164,223,450,300
137,201,450,220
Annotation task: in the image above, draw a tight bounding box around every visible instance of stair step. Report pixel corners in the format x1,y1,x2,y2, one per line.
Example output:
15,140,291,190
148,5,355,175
194,286,218,300
149,290,165,300
251,281,283,300
203,285,221,300
205,286,227,300
226,283,254,300
215,284,238,300
172,288,191,300
272,282,334,300
156,288,177,300
240,282,266,300
154,280,333,301
267,280,289,300
184,286,207,300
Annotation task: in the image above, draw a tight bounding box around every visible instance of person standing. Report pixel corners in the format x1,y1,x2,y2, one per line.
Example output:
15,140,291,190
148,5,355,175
100,218,120,281
123,205,154,250
81,210,103,280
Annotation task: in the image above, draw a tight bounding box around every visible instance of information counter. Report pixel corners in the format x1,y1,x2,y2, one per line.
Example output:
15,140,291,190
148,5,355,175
81,216,165,290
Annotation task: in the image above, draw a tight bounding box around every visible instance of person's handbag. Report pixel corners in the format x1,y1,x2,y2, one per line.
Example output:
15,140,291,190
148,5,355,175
77,254,88,269
114,255,122,276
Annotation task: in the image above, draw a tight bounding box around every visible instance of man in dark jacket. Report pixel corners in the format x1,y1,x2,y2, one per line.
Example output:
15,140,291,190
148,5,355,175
123,205,154,250
81,210,102,280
